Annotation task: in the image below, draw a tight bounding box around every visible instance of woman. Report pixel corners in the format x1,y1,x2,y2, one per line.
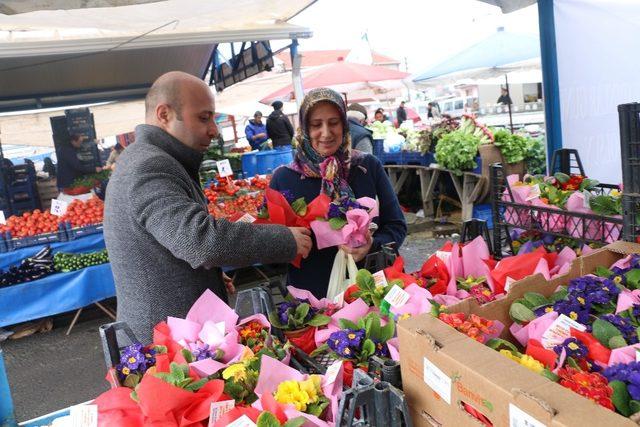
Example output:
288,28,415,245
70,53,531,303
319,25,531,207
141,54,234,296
270,88,407,298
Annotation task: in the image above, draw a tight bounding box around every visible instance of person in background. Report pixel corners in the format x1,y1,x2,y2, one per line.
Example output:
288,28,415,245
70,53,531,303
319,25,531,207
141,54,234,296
266,101,294,148
244,111,269,150
270,88,407,298
56,133,103,189
105,143,124,170
396,101,407,127
104,71,312,342
346,103,373,154
427,102,440,119
43,157,56,178
497,87,513,105
374,108,386,123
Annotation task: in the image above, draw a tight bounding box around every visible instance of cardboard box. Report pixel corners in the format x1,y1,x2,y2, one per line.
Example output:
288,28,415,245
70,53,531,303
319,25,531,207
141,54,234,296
399,241,640,427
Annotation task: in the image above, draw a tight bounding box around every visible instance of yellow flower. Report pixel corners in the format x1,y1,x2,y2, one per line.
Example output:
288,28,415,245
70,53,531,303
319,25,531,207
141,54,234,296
611,189,621,197
121,366,131,375
465,277,474,284
569,311,578,321
398,313,412,321
577,296,585,305
222,363,247,381
499,349,521,363
614,276,623,284
519,355,544,373
545,306,553,313
568,342,580,351
299,376,322,404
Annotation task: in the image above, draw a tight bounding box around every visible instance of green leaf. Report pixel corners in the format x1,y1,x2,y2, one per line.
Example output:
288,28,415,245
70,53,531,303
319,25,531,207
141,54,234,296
284,417,307,427
170,363,185,380
356,269,375,291
609,335,628,349
307,314,331,327
541,368,560,382
610,380,632,417
339,319,360,330
509,302,536,323
592,318,623,348
181,348,194,364
554,172,570,183
550,287,569,302
152,345,168,354
310,343,330,357
123,374,141,388
329,217,348,230
523,292,548,308
486,338,518,353
268,311,285,328
379,318,396,342
257,412,282,427
362,339,375,358
626,269,640,289
291,198,308,216
566,357,580,369
630,400,640,416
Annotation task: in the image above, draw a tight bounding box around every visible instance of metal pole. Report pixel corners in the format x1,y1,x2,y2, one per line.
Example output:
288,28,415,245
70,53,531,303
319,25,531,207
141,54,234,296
290,39,304,110
0,347,17,427
506,74,514,133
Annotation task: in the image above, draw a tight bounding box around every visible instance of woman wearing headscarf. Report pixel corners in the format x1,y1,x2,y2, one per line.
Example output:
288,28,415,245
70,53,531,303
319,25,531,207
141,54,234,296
270,88,407,297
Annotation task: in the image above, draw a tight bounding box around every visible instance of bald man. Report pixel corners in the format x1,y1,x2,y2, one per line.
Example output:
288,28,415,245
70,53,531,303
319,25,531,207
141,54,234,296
104,72,312,342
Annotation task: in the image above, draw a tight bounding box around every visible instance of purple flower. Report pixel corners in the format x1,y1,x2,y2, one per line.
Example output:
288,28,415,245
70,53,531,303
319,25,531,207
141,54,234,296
280,190,296,204
567,276,619,305
373,340,390,357
534,304,555,317
603,362,640,400
553,337,588,359
600,314,638,345
345,329,365,348
277,299,317,325
121,344,147,371
328,329,364,359
328,203,342,219
553,300,590,324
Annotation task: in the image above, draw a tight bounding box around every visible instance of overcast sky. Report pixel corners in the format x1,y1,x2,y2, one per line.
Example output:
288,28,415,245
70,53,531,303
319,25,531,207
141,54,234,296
277,0,539,75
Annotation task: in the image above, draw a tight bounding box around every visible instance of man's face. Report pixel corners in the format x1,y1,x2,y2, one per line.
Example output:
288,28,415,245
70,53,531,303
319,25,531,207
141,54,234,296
254,114,262,125
71,136,84,148
165,85,219,153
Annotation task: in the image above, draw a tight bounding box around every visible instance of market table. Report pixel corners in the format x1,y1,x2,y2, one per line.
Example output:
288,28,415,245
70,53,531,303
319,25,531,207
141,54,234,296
0,262,115,330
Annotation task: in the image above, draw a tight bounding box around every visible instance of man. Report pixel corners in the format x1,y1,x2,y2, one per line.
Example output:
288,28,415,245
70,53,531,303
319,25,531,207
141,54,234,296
346,103,373,154
104,71,312,342
497,87,513,105
266,101,294,148
56,134,103,189
396,101,407,127
244,111,269,150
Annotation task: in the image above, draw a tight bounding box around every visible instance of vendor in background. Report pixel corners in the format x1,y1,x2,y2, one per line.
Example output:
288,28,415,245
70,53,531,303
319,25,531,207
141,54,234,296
346,103,373,154
104,71,311,343
267,100,295,148
56,133,103,189
427,102,440,119
396,101,407,127
244,111,269,150
373,107,387,123
270,88,407,298
497,87,513,105
105,143,124,170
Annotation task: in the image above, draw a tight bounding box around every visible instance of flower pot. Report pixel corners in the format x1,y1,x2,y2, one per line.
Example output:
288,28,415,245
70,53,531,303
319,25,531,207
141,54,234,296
284,326,317,354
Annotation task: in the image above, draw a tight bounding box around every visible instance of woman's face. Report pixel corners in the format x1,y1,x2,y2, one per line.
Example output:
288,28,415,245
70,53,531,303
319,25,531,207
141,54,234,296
374,112,384,121
308,101,343,157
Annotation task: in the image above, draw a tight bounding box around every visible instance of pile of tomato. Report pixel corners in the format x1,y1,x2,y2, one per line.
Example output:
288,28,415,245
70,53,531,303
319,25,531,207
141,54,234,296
208,193,265,220
61,197,104,228
0,210,61,238
203,176,270,220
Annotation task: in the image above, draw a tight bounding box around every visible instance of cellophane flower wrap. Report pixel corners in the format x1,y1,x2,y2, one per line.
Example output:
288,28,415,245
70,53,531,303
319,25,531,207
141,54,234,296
310,196,379,250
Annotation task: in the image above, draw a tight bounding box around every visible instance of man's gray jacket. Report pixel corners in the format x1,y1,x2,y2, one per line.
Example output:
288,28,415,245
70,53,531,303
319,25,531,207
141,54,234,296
104,124,296,342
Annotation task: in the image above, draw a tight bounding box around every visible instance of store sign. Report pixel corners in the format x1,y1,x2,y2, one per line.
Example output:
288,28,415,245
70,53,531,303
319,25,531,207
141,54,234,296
216,159,233,177
50,199,69,216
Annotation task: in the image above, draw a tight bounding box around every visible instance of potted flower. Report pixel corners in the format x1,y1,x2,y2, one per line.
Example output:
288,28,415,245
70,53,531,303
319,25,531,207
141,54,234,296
269,298,331,354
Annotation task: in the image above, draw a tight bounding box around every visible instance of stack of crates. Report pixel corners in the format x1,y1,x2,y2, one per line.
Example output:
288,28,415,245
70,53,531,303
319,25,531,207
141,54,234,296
4,159,41,215
619,103,640,242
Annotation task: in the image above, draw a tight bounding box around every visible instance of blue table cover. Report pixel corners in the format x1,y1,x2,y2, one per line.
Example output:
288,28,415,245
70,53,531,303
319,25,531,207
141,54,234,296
0,262,115,327
0,233,105,270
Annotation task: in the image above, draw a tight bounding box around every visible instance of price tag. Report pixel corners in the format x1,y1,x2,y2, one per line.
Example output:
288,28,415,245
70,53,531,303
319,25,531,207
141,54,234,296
0,210,5,225
50,198,69,216
423,357,452,405
235,213,256,223
227,415,257,427
372,270,388,289
333,291,345,306
216,159,233,177
208,399,236,426
509,403,546,427
540,314,586,349
324,360,343,386
383,285,411,308
526,184,541,201
69,404,98,427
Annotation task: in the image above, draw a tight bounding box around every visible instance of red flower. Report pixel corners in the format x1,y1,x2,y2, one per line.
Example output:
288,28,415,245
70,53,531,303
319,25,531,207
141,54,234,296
419,255,450,295
438,313,497,343
557,367,614,411
560,175,585,191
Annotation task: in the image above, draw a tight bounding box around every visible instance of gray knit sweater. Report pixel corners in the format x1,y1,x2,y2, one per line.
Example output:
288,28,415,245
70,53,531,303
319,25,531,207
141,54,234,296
104,124,297,343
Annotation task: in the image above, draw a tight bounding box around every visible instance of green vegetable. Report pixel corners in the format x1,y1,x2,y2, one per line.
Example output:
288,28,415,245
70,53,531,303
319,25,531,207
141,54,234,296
493,129,528,164
434,130,481,175
53,249,109,272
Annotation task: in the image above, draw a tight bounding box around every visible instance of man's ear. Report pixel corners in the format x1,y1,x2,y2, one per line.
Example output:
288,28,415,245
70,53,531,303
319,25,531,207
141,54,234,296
156,104,171,125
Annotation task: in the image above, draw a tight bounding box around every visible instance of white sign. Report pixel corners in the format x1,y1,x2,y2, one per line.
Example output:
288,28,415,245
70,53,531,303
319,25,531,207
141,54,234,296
69,404,98,427
235,213,256,223
509,403,547,427
226,415,257,427
423,357,452,405
526,184,541,201
0,210,5,225
383,285,411,308
324,360,343,386
50,198,69,217
540,314,587,349
372,270,388,289
208,400,236,426
216,159,234,178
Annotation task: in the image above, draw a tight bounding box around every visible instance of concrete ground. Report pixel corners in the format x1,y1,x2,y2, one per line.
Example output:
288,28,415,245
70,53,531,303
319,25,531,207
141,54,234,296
2,232,447,422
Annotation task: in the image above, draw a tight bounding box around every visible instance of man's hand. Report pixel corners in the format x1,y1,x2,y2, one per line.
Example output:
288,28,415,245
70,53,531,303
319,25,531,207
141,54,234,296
257,133,267,139
222,272,235,294
289,227,312,259
95,166,103,173
339,231,373,263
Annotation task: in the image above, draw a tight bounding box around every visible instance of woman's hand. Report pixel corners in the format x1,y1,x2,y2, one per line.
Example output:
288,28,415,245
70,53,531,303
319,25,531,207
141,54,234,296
222,272,235,294
339,231,373,263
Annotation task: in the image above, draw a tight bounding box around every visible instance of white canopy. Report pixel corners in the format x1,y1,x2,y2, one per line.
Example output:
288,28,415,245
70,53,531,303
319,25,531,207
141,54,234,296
0,0,314,111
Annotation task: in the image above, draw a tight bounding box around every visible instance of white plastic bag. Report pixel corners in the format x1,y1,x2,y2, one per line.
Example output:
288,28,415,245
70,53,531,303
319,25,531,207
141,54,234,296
326,249,358,301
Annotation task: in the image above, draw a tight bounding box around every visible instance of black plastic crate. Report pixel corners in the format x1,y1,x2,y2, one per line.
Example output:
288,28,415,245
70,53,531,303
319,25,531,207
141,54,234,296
623,193,640,243
619,103,640,194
